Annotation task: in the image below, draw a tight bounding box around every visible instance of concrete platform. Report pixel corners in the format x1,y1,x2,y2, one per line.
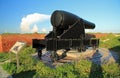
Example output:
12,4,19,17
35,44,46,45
57,48,119,64
57,48,96,59
32,48,119,67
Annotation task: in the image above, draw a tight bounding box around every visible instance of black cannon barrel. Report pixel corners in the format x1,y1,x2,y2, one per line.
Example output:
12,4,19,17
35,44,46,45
51,10,95,29
83,19,95,29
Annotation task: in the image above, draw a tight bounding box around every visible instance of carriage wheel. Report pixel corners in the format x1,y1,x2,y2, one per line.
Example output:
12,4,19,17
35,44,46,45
50,51,59,62
38,50,42,59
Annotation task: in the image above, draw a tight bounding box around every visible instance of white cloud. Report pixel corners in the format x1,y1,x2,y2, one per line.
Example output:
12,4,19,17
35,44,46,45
20,13,50,33
41,28,47,33
85,29,89,32
31,24,38,32
85,29,91,32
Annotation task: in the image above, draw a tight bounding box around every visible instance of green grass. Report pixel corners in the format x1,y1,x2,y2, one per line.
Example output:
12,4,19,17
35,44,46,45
100,33,120,52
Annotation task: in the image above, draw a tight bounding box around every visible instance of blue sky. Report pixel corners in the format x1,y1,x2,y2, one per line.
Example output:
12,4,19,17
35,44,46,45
0,0,120,33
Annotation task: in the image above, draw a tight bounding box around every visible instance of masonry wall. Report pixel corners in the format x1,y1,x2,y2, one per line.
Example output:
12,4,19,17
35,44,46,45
93,33,108,38
0,34,45,52
0,35,3,52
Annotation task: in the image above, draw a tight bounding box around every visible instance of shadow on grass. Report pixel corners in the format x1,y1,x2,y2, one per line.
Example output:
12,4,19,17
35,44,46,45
110,46,120,53
118,38,120,41
109,38,120,64
12,70,36,78
89,50,103,78
109,45,120,65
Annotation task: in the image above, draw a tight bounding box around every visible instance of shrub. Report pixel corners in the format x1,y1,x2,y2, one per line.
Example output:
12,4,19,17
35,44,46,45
102,63,120,78
74,60,91,78
2,46,37,75
17,46,37,72
20,46,36,54
2,62,17,74
35,61,55,78
0,52,9,62
55,63,79,78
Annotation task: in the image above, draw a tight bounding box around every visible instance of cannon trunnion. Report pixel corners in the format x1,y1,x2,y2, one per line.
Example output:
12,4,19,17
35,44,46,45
32,10,99,61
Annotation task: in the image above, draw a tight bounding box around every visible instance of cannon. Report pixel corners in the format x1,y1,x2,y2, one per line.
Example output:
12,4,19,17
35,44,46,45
32,10,99,61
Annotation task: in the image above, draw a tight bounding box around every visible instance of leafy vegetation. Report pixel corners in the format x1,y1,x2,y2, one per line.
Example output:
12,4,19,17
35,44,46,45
1,46,37,78
0,52,9,62
2,62,17,74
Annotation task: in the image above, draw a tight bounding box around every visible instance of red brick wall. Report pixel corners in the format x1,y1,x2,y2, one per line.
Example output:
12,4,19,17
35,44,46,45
0,35,3,52
0,34,45,52
93,33,108,38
